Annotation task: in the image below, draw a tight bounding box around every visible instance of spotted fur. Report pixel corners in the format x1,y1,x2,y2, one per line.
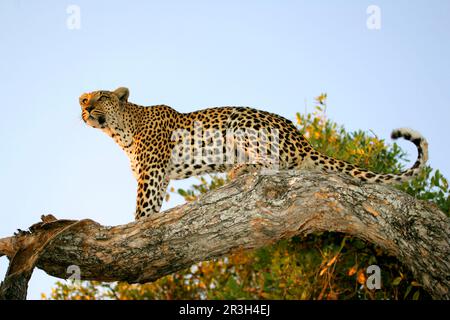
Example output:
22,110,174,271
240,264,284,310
80,87,428,220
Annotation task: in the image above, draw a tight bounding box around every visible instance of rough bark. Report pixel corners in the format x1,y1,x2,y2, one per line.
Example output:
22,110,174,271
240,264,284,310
0,171,449,300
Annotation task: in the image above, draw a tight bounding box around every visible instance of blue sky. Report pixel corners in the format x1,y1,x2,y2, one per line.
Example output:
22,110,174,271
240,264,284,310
0,0,449,299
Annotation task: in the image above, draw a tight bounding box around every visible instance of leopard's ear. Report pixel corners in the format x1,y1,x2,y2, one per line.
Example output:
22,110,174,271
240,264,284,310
113,87,129,102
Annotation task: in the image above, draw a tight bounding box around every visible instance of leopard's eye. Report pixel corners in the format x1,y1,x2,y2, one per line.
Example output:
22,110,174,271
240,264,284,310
99,96,108,102
82,98,89,104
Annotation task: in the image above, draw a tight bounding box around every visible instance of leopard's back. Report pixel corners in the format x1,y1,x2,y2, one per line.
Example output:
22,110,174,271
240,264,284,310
169,106,311,179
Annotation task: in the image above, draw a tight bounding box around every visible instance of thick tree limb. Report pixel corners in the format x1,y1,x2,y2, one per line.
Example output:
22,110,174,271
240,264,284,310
0,171,449,299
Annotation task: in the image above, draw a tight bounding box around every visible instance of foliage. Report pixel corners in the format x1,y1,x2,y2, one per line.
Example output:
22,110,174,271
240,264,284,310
44,94,449,300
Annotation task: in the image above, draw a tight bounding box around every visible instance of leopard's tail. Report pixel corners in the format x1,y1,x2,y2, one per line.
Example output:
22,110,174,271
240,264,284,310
309,128,428,184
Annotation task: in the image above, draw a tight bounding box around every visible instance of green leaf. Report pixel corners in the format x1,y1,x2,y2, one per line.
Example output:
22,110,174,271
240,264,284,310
392,277,402,286
404,285,412,299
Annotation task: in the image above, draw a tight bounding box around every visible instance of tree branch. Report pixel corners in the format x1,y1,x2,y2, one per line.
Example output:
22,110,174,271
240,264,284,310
1,171,449,299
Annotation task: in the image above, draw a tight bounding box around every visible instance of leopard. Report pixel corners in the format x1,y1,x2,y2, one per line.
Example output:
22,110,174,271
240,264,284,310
79,87,429,220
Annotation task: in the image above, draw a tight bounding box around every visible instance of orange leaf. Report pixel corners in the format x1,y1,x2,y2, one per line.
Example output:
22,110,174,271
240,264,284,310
348,266,357,276
357,270,366,285
326,255,338,267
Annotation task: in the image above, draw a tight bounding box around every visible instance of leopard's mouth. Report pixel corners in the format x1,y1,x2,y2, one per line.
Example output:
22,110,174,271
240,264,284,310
97,115,106,125
84,114,106,129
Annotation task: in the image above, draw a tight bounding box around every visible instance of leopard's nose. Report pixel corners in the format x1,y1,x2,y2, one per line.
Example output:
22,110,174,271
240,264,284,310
85,106,94,113
79,93,92,107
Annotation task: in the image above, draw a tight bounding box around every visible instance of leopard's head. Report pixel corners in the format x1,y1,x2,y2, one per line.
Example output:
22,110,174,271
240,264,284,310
79,87,129,129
